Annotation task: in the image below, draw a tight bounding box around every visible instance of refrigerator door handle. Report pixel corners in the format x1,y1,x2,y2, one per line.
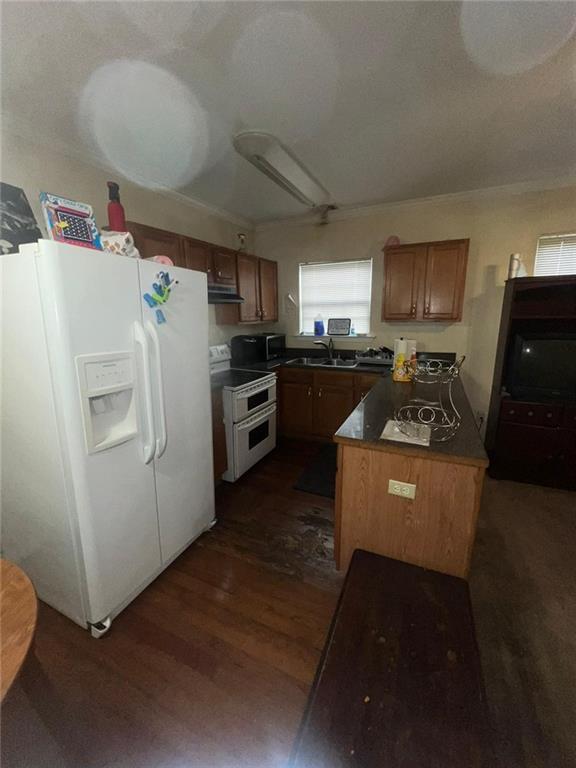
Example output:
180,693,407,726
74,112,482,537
146,321,168,459
133,321,156,464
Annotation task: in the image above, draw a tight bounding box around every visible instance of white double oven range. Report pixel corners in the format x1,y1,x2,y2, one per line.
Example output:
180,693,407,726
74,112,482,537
209,345,277,481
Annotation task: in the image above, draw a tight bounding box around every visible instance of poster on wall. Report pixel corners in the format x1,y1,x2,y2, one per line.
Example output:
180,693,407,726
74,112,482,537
0,182,42,254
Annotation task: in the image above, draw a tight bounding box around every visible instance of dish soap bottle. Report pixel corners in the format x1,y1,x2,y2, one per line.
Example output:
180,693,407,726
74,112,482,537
314,314,325,336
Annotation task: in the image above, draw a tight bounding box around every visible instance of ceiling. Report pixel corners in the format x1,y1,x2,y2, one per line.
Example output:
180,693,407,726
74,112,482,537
2,2,575,223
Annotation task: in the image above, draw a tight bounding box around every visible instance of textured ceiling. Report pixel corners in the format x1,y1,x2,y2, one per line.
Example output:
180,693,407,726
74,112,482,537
2,1,575,223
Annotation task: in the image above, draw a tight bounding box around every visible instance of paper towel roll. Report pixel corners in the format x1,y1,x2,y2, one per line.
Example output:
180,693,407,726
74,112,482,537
393,338,416,382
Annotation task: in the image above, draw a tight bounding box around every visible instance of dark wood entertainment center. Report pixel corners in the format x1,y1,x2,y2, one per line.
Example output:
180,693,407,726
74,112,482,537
486,275,576,490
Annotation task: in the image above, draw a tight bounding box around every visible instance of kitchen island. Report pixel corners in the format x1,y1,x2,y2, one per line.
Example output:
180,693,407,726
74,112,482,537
334,374,488,578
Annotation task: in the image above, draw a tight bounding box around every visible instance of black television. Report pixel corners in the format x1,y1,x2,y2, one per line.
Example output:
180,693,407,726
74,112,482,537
507,332,576,402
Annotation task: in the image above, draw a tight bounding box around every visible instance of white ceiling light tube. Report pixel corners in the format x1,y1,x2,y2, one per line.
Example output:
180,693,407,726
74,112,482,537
233,131,331,208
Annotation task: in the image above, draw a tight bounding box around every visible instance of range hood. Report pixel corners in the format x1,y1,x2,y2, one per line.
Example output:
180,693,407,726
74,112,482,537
208,284,244,304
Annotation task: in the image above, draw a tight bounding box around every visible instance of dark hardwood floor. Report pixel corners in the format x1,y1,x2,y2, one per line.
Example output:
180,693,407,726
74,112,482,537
1,440,342,768
2,439,575,767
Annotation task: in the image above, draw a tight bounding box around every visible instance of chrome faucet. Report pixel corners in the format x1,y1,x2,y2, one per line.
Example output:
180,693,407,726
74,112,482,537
314,338,335,359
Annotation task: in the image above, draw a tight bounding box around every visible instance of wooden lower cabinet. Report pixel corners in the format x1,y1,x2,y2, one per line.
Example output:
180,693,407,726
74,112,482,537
335,444,486,578
280,381,314,435
211,388,227,482
280,368,378,440
354,374,380,406
312,371,355,439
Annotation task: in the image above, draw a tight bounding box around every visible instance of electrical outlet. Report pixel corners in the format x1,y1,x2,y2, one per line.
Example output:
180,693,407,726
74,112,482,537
388,479,416,500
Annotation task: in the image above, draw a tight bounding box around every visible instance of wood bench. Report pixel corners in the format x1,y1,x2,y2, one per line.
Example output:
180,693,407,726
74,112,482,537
290,550,492,767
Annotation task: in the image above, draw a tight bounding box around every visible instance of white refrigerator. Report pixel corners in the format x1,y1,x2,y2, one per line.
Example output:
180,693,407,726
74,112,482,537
1,240,215,636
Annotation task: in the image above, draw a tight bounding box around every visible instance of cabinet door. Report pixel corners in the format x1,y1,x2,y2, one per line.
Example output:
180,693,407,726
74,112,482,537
259,258,278,322
494,423,558,484
382,245,426,321
237,253,261,322
127,221,184,266
558,429,576,490
353,374,380,405
280,382,314,436
423,240,468,321
212,250,237,285
313,384,355,438
211,388,227,481
182,239,211,273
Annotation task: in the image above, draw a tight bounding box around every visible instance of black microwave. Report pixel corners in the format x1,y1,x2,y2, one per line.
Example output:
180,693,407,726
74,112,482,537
231,334,286,364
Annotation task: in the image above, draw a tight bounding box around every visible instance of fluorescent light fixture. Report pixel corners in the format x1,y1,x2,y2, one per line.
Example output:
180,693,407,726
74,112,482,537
233,131,330,208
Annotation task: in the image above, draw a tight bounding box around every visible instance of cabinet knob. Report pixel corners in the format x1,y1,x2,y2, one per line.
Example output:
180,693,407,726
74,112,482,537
528,411,534,417
307,386,312,397
546,413,552,418
217,270,222,278
411,304,416,316
509,409,515,415
318,387,323,398
425,304,430,314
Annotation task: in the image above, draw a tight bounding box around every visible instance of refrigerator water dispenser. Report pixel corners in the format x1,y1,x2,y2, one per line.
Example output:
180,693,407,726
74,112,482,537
76,352,137,453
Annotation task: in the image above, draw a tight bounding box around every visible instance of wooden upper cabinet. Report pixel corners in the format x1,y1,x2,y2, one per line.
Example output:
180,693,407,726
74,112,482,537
382,239,469,322
127,221,184,266
211,250,236,285
125,222,279,325
182,239,211,273
259,258,278,322
423,241,468,320
383,245,426,320
237,253,261,322
217,253,279,325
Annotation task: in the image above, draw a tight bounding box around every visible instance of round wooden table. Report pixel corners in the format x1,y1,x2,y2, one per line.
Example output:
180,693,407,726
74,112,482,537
1,559,37,700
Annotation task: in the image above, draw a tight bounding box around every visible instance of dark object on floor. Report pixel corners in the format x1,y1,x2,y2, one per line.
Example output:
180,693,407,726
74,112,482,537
290,549,492,768
293,444,337,498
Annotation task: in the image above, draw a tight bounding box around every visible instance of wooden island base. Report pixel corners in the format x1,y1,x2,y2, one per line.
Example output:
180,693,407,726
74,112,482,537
333,375,489,579
335,444,485,578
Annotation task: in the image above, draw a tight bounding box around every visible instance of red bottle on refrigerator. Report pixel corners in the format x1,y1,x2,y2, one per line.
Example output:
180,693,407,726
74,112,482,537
107,181,126,231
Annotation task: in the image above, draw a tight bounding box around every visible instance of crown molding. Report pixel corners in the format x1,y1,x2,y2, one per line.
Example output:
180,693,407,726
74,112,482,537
1,116,253,230
254,176,576,232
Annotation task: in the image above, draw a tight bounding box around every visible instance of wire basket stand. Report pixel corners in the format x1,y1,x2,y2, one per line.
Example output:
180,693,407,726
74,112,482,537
394,356,466,442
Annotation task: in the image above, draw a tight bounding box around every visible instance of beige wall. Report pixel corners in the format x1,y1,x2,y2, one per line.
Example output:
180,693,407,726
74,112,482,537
255,184,576,422
1,131,258,344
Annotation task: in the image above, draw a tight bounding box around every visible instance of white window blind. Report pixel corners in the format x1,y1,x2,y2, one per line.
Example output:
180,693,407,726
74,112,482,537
299,260,373,334
534,233,576,276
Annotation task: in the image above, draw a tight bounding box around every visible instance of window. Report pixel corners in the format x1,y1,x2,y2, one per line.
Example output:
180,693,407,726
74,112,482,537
534,233,576,276
299,260,372,334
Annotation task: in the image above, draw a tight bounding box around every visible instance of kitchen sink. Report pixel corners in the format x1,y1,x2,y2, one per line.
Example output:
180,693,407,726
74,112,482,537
286,357,325,366
319,359,358,368
286,357,359,368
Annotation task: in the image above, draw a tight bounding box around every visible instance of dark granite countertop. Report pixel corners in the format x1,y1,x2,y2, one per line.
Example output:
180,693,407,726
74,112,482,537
335,374,488,468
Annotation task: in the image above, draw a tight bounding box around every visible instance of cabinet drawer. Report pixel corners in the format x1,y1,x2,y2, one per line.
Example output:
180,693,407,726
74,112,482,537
314,370,355,389
280,367,314,384
562,406,576,430
500,401,561,427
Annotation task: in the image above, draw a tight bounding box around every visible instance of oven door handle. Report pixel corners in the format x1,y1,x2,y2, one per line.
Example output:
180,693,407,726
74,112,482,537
235,403,276,430
236,378,276,400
